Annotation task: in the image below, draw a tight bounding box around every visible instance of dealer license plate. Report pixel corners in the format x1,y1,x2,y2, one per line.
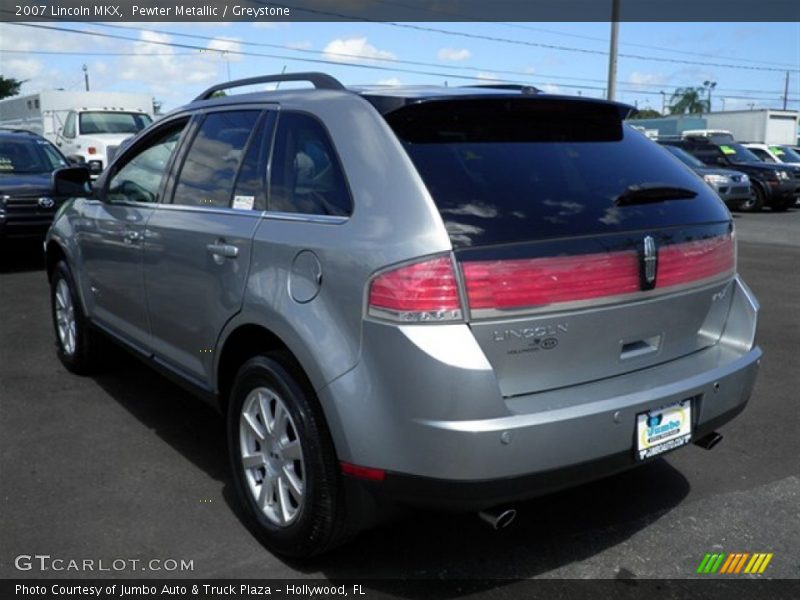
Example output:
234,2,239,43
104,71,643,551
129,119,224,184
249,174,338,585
636,398,692,460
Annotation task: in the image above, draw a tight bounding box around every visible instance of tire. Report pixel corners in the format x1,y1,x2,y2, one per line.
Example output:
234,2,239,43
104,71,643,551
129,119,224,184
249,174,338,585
50,260,104,374
770,196,792,212
739,184,765,212
227,353,350,557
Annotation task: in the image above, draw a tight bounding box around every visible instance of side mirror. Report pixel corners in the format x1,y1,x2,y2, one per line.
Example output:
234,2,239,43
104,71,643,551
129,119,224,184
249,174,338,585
66,154,85,166
52,166,92,197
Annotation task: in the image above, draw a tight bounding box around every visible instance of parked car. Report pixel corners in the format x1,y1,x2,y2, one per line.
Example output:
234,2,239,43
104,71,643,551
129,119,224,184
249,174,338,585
660,143,751,210
742,143,800,167
742,143,800,207
661,137,796,211
45,73,762,557
0,128,78,244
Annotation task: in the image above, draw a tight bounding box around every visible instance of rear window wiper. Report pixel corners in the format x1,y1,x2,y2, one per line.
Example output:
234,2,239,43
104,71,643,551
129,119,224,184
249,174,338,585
614,183,698,206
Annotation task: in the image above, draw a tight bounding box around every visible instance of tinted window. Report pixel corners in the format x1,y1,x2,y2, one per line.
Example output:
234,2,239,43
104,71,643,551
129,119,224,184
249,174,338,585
172,111,260,208
748,148,775,162
269,112,352,216
107,121,187,204
0,137,68,174
387,101,729,247
662,144,705,169
232,114,268,211
79,111,152,135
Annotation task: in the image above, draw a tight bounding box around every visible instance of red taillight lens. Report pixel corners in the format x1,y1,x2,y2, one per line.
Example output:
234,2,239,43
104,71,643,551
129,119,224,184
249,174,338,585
368,256,462,322
461,233,734,315
463,250,641,311
87,146,97,155
657,233,735,288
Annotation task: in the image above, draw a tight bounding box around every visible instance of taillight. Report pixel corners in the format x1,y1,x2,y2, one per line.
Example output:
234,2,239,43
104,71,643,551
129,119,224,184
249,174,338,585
368,255,462,322
657,233,735,289
463,250,640,311
87,146,97,155
461,233,734,316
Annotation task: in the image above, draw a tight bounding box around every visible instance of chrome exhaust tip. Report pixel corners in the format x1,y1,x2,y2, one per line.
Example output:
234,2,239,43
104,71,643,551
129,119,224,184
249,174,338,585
478,508,517,530
694,431,723,450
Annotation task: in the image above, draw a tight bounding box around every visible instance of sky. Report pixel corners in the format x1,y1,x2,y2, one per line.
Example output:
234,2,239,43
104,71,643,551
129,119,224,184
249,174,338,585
1,21,798,113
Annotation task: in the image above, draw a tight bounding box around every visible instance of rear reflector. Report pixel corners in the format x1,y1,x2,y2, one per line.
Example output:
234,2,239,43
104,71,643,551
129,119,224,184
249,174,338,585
463,250,641,310
368,256,462,322
657,233,735,288
340,462,386,481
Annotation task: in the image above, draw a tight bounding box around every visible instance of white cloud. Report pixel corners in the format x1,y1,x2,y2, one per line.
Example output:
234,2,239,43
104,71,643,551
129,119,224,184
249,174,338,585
323,37,395,62
377,77,402,86
206,37,243,62
476,72,500,81
541,84,561,94
627,71,667,90
437,47,471,61
118,30,219,98
286,41,313,51
3,58,44,81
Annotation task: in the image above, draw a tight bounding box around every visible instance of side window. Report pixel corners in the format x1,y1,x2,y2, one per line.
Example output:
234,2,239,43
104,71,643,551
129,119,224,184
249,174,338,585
107,121,187,204
172,110,261,208
232,114,268,211
269,112,352,217
750,148,774,162
62,112,76,139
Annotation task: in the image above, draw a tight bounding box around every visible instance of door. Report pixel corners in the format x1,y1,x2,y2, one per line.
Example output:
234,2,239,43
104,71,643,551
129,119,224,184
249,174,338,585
144,108,271,384
57,111,78,156
79,118,189,349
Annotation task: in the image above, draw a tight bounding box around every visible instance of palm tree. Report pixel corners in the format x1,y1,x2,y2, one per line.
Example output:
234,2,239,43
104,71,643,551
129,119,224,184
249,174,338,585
669,86,710,115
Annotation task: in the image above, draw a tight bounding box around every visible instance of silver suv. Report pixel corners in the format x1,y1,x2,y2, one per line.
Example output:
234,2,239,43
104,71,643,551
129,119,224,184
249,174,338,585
46,73,762,557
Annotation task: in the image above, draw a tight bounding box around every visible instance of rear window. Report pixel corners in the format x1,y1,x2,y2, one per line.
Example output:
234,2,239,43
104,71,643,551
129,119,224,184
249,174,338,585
386,99,729,247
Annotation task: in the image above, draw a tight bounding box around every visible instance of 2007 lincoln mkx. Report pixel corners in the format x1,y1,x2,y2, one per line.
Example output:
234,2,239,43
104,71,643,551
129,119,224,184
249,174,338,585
45,72,761,557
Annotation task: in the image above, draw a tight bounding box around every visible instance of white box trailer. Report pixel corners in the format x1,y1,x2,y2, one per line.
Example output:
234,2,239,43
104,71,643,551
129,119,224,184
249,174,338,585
704,109,799,145
0,90,154,175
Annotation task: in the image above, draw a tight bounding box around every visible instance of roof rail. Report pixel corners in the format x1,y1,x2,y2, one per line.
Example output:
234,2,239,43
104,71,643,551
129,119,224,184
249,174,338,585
460,83,540,95
194,72,346,101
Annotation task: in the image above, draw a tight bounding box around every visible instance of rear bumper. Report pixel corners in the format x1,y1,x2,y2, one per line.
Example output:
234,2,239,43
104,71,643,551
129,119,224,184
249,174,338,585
349,350,759,511
321,276,761,510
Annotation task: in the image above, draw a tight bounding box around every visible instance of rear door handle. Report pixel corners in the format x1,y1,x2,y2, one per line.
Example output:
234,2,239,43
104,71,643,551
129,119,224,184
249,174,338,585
207,242,239,259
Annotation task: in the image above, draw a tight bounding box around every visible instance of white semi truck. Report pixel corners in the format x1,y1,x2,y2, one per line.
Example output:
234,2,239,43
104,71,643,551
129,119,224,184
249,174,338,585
0,91,154,176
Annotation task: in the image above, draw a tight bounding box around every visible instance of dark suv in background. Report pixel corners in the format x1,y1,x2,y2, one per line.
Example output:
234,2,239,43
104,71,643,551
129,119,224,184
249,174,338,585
45,73,761,557
660,136,796,211
0,128,73,245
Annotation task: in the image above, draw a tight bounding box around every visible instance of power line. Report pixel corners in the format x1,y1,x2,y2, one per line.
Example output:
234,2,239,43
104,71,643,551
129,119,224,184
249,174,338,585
270,2,800,73
366,0,800,69
45,22,799,98
3,23,796,106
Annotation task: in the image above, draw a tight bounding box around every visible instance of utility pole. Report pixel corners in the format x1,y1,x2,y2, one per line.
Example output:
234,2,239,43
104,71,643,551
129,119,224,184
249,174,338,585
704,80,716,112
606,0,620,101
82,64,89,91
783,71,790,110
660,90,666,114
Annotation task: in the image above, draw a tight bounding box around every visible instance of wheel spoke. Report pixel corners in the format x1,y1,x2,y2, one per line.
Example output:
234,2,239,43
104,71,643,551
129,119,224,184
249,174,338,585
258,475,275,511
257,392,273,435
277,477,293,523
273,402,286,438
282,465,303,500
241,412,266,441
280,439,302,461
242,452,265,469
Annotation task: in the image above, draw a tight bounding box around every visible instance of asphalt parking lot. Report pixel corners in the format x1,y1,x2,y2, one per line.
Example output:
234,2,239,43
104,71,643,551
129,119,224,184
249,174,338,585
1,209,798,585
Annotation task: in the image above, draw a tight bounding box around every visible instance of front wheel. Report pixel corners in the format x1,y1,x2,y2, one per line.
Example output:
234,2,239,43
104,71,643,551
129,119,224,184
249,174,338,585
50,260,104,374
227,354,350,557
739,184,765,212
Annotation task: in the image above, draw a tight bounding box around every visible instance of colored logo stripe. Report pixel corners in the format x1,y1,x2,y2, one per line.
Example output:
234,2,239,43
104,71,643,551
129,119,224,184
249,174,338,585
698,552,774,574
